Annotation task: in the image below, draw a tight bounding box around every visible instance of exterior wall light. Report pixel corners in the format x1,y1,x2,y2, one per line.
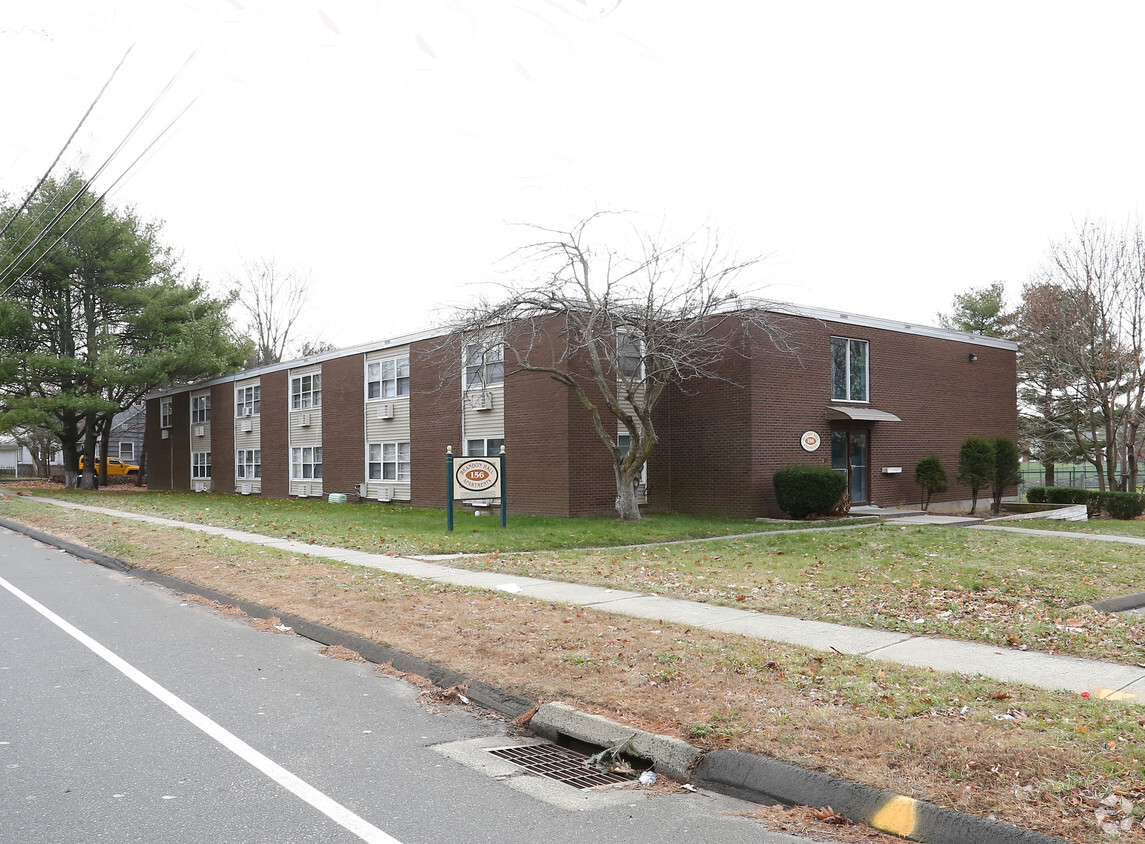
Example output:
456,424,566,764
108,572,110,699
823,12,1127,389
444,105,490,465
968,353,978,362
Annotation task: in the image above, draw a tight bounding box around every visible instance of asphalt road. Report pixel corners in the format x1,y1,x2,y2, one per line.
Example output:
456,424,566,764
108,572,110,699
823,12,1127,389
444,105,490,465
0,527,823,844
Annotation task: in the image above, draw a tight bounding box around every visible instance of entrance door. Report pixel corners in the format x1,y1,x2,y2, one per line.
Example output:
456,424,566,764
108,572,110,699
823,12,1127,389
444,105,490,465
831,430,869,505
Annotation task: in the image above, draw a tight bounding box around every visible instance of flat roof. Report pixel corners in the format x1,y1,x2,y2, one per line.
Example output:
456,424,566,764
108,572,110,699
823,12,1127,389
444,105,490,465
147,301,1016,399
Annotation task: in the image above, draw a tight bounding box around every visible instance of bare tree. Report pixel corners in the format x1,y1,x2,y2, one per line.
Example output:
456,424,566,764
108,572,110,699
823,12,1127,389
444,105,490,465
447,212,790,520
1018,219,1145,491
232,258,313,367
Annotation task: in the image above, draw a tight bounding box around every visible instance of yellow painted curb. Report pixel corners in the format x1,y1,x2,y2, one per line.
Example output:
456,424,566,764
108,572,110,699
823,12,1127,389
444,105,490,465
871,794,919,837
1092,688,1139,701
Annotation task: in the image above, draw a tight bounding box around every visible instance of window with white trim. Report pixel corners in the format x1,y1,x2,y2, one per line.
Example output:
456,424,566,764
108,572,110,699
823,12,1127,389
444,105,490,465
367,357,410,399
368,441,410,481
236,449,261,479
464,342,504,388
160,398,172,428
618,434,648,485
465,437,504,457
830,337,869,402
191,395,210,423
291,374,322,409
617,330,644,379
119,442,135,461
291,446,323,479
236,385,261,417
192,451,211,479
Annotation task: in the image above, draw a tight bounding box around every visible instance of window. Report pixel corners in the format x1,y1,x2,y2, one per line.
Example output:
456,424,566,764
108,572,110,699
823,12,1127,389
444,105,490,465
367,357,410,399
192,451,212,479
831,337,869,402
618,330,644,379
236,385,261,417
160,398,172,428
291,446,323,479
119,442,135,461
368,441,410,482
465,437,504,457
236,449,262,479
618,433,648,484
291,374,322,410
191,394,211,423
464,342,504,388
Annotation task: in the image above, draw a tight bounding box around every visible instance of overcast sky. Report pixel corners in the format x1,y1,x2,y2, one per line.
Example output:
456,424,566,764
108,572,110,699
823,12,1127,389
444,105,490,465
3,1,1143,350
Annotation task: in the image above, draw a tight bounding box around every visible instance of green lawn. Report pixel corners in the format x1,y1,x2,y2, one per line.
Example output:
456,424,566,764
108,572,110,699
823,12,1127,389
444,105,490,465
22,489,875,554
10,489,1145,663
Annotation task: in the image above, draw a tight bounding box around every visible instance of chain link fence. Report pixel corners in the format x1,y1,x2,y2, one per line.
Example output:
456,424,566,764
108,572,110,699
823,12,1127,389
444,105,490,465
1020,467,1138,493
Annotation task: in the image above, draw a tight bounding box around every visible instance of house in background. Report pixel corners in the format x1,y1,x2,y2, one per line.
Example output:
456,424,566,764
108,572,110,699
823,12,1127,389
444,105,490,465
106,405,146,466
0,435,62,478
144,305,1018,517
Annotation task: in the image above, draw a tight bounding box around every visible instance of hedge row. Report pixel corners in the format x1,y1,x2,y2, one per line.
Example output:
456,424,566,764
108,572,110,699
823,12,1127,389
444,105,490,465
773,465,847,519
1026,486,1145,519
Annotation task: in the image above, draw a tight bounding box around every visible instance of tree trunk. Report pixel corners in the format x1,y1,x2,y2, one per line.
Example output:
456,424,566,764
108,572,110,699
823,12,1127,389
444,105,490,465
1044,461,1055,487
614,468,642,521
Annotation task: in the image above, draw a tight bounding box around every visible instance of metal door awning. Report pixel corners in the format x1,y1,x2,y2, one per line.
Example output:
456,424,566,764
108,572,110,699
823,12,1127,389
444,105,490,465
825,406,902,422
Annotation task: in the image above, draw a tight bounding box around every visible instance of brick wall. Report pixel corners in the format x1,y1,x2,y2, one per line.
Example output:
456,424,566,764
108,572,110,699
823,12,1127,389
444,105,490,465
210,383,235,491
321,353,366,497
410,338,462,508
170,391,191,490
260,370,289,498
143,398,168,488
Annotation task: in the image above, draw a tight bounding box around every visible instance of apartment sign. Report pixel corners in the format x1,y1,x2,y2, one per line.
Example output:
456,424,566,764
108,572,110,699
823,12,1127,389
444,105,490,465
453,458,501,499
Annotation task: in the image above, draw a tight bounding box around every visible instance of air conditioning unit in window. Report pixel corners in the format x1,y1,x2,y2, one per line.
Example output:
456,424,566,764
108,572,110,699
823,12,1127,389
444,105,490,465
193,481,208,493
241,419,253,433
161,430,169,440
240,407,253,417
299,412,311,427
239,483,252,495
193,425,205,437
376,486,394,502
378,403,394,420
473,392,493,411
297,483,310,498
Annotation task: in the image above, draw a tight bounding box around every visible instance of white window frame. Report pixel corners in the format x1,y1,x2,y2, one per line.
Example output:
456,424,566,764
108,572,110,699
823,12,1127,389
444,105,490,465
618,433,648,485
236,385,261,417
236,449,262,479
367,356,410,400
617,330,644,380
830,337,870,403
464,437,504,457
160,398,173,428
191,394,211,423
291,446,323,480
119,442,135,461
291,374,322,410
191,451,211,479
368,441,410,482
463,341,504,389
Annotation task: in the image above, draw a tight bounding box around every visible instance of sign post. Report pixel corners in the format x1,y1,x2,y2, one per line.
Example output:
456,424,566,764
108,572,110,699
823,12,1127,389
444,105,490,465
446,446,507,530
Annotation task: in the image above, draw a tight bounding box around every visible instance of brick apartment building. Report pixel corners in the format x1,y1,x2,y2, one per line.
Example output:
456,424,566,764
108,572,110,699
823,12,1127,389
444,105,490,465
144,304,1017,517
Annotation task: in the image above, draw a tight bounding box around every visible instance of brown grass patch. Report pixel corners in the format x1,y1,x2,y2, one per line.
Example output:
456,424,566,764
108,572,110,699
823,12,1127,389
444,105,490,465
2,503,1141,843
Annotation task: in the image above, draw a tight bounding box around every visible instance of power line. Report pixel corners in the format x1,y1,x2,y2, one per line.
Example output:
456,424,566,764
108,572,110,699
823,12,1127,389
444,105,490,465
0,45,134,243
0,49,199,295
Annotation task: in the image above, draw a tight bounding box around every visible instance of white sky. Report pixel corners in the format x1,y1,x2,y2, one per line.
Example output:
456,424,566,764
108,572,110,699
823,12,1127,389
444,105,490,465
3,1,1143,349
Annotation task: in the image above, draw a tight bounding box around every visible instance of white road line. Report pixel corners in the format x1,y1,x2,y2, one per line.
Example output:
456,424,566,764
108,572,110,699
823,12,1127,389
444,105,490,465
0,573,402,844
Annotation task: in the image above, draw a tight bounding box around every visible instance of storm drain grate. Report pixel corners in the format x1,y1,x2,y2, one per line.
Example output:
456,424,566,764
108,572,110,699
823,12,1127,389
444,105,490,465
488,743,635,790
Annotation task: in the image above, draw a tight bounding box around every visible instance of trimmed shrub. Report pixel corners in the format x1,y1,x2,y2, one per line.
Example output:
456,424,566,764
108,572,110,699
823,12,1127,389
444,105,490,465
1025,486,1047,504
773,465,847,520
914,456,948,511
991,438,1021,515
957,437,996,515
1102,491,1145,520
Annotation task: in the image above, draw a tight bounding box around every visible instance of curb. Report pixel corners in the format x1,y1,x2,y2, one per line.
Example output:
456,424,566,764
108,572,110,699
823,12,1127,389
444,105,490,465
1091,591,1145,613
0,517,1071,844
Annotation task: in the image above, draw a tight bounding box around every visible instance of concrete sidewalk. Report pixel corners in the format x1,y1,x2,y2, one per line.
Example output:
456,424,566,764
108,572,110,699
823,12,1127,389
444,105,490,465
17,495,1145,705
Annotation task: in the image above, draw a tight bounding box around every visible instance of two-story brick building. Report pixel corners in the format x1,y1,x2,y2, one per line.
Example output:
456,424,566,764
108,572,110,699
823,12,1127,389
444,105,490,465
144,304,1017,517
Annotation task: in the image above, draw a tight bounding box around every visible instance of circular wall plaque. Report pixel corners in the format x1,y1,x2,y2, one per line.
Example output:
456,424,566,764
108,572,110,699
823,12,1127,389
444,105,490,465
800,431,821,452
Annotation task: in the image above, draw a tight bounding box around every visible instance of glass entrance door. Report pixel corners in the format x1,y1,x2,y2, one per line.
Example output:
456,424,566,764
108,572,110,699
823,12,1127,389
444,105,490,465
831,430,869,505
